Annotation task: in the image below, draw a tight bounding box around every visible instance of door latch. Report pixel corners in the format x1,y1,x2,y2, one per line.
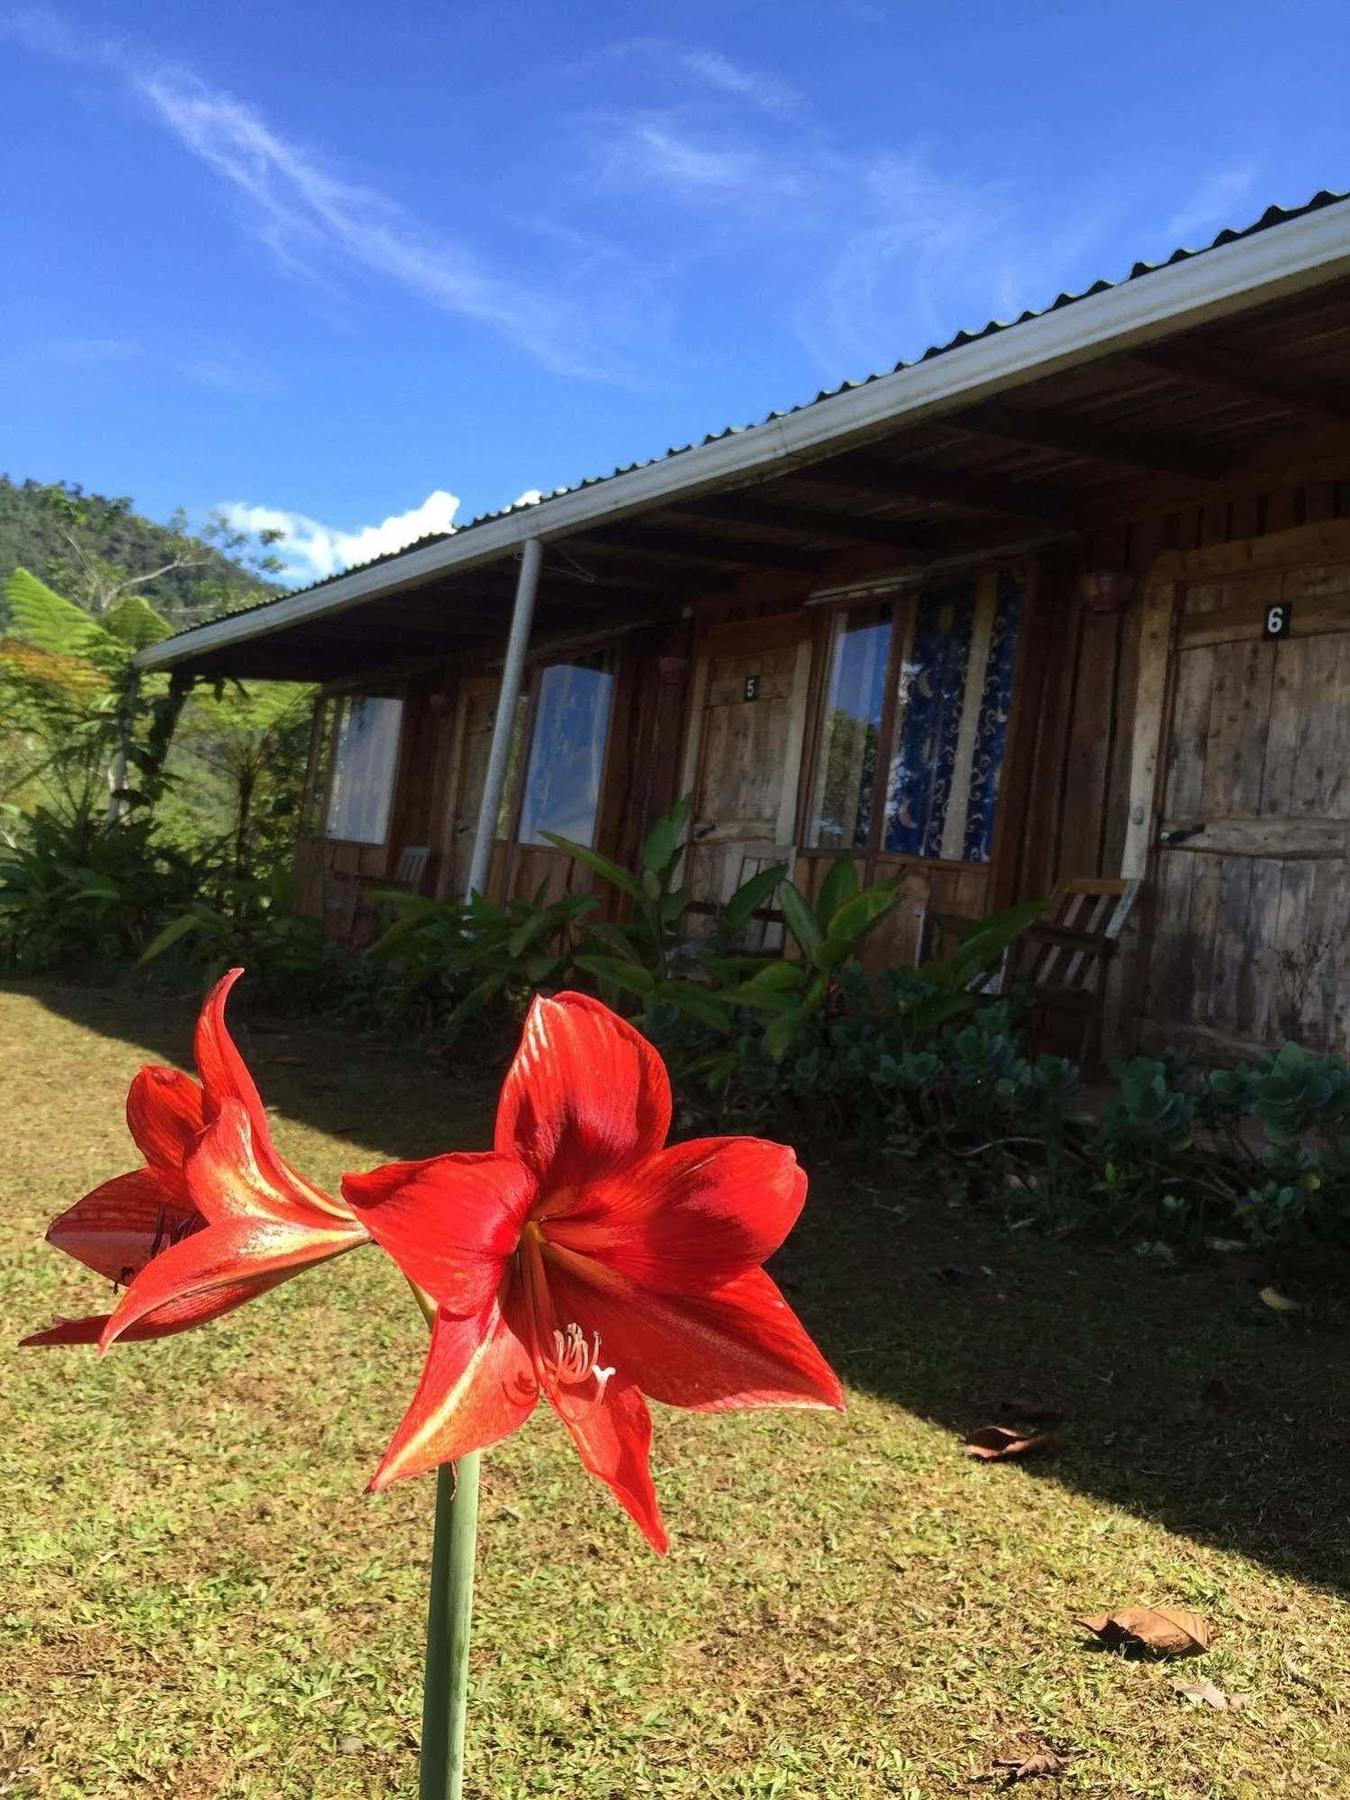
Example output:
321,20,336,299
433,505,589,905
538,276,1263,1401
1158,823,1207,846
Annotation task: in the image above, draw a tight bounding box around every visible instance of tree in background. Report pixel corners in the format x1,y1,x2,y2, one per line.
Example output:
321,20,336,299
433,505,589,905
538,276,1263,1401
0,567,186,827
32,482,286,621
169,679,313,879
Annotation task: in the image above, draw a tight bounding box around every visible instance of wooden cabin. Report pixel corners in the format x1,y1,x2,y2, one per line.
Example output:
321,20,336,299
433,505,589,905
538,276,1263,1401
139,191,1350,1062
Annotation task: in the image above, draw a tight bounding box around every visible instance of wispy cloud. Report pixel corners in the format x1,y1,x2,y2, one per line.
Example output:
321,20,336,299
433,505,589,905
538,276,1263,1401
45,331,280,394
221,490,460,584
668,48,801,115
1165,164,1260,245
4,8,641,381
606,117,806,201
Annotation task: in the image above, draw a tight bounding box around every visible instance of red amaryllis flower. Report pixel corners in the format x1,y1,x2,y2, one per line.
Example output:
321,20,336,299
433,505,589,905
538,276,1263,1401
23,968,365,1349
344,992,842,1552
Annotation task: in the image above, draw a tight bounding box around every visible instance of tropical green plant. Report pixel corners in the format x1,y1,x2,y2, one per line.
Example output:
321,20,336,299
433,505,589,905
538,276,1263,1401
550,794,790,1032
363,884,602,1038
0,808,203,970
1,566,189,824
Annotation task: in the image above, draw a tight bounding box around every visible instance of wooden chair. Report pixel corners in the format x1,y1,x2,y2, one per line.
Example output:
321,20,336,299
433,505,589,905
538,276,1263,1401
391,844,432,893
917,877,1141,1064
681,847,792,952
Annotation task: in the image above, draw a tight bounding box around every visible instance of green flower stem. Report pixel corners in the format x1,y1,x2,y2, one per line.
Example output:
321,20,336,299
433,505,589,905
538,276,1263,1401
406,1278,482,1800
420,1452,482,1800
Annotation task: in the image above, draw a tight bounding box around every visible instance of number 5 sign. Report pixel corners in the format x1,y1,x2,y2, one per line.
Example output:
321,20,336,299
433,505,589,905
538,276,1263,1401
1263,601,1293,640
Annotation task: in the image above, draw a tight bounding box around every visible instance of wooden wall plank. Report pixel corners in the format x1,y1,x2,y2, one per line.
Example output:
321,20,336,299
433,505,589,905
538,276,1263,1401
1120,563,1180,878
1236,859,1282,1041
1208,857,1254,1033
1161,645,1214,821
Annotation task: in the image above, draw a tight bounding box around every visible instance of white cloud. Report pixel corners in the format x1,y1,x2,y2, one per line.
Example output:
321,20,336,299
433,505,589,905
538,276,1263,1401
222,489,460,584
1164,165,1259,245
4,11,634,381
45,332,278,394
614,119,804,200
671,49,800,115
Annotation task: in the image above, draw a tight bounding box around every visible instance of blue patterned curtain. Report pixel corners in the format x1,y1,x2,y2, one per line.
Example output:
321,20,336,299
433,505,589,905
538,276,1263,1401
883,581,975,856
962,573,1024,863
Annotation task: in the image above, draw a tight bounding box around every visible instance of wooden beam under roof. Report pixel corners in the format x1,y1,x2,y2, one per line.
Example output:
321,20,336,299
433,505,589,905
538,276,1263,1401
675,494,927,551
947,400,1227,481
1135,338,1350,421
574,525,819,575
799,453,1074,520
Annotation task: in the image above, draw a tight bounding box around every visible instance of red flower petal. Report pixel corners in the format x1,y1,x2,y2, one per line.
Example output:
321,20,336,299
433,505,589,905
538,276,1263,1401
547,1371,667,1555
193,967,269,1136
543,1256,845,1414
44,1169,195,1284
20,1279,283,1346
368,1303,537,1491
186,1097,342,1230
99,1209,358,1352
544,1137,807,1294
342,1153,534,1318
192,968,345,1219
495,993,671,1191
125,1066,205,1178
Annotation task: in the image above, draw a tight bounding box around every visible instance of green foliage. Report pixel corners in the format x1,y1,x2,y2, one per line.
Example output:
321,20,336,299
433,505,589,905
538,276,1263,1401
0,809,202,970
362,885,602,1040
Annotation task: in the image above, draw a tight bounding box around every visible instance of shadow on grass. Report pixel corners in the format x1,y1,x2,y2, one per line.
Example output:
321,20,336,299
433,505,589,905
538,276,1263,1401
778,1163,1350,1600
14,975,1350,1600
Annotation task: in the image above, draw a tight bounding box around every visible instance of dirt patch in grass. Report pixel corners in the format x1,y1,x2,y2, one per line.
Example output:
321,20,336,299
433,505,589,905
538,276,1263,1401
2,978,1348,1798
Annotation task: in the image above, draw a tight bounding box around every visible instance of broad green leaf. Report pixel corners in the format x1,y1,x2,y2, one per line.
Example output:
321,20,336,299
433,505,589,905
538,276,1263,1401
817,884,901,967
641,793,692,874
720,861,787,933
583,920,643,960
777,881,823,963
815,855,860,929
541,832,644,900
764,1010,803,1063
659,980,734,1027
136,910,207,966
736,960,809,994
574,954,657,997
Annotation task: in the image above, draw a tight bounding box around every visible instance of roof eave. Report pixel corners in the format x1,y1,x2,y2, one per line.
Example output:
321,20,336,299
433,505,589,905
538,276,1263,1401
137,194,1350,674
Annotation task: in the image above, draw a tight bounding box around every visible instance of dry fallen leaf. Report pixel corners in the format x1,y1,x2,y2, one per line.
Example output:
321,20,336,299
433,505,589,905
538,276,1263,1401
966,1425,1059,1462
1258,1285,1303,1313
992,1749,1073,1784
1177,1679,1248,1711
1076,1607,1213,1657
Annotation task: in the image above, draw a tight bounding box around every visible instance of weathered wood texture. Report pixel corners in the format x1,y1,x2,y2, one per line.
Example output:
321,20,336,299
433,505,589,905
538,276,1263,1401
1140,545,1350,1055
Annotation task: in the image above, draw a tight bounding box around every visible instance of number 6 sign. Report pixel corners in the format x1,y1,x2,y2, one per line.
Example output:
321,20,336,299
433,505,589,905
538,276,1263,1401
1263,602,1292,640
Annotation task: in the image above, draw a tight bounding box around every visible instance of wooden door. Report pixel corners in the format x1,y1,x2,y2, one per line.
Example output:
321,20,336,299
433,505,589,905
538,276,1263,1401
1143,555,1349,1056
680,617,814,921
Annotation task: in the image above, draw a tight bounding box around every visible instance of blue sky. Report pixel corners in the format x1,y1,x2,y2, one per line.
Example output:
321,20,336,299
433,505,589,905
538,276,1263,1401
4,0,1348,584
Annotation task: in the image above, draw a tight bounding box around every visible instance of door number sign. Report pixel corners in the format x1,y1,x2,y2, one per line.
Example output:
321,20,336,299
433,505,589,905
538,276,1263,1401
743,673,761,701
1263,602,1293,640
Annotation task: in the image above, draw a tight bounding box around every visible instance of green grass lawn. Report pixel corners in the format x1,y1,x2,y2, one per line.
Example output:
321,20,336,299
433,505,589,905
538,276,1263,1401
2,980,1348,1799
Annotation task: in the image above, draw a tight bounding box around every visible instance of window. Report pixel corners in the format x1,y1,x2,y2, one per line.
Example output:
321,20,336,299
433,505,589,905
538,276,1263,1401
807,603,892,849
807,573,1023,865
324,695,403,844
516,657,615,847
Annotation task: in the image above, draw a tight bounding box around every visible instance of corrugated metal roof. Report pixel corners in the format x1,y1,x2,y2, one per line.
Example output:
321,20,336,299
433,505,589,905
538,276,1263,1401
169,189,1348,639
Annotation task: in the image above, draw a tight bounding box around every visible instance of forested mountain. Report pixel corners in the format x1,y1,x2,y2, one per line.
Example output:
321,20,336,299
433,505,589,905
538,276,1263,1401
0,476,280,631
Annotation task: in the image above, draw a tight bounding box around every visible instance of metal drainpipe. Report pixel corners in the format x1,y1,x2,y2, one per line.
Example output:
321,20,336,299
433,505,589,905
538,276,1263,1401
463,536,543,901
